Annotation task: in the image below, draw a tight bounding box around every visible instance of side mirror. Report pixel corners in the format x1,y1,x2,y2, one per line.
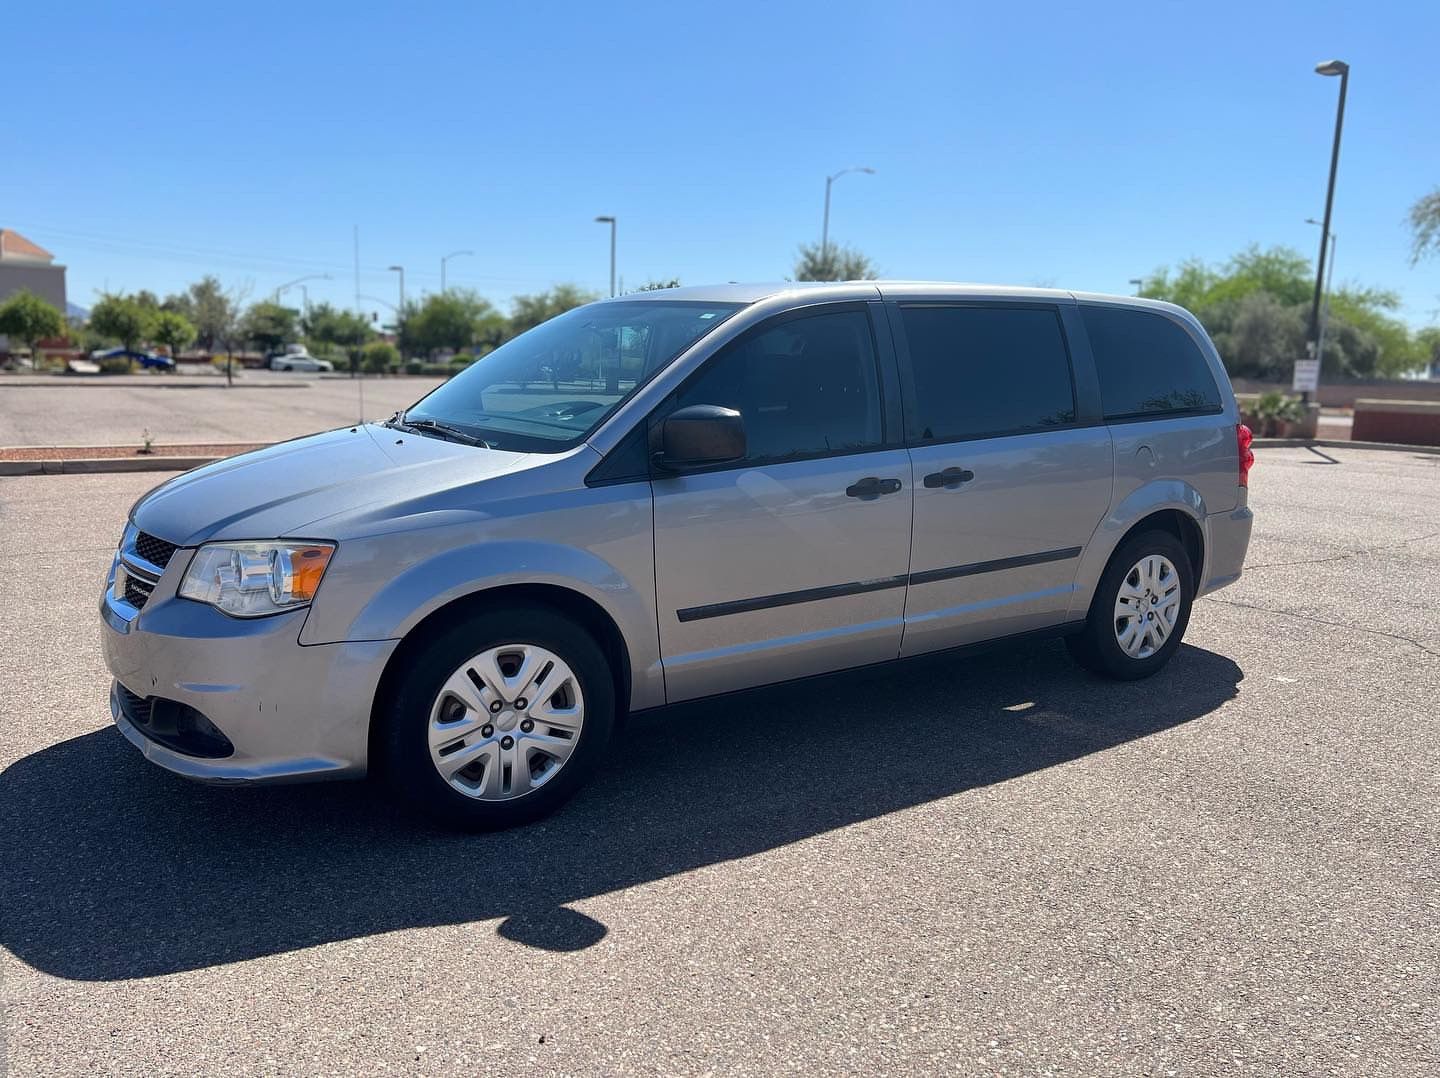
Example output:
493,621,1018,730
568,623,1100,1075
657,404,746,470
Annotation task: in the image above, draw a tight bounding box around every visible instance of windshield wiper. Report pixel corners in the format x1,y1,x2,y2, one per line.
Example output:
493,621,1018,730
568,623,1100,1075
388,413,493,448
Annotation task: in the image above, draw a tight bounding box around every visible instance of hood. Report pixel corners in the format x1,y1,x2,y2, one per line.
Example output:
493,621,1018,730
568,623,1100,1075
132,425,533,545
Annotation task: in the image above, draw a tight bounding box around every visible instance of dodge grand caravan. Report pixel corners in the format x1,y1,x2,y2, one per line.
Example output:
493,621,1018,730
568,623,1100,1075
101,282,1254,829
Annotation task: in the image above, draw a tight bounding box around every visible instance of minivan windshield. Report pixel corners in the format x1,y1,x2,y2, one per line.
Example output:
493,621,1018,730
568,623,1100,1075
398,300,744,452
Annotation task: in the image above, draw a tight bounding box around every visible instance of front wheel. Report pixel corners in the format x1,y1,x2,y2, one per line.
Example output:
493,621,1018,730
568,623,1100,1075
1066,530,1194,680
380,605,616,830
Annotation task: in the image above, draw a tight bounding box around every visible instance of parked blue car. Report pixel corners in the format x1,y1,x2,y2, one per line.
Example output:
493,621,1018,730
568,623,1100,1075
92,347,175,370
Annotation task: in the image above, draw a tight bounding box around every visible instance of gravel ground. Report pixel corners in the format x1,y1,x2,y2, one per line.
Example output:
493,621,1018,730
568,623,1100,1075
1,445,1437,1075
0,443,267,461
0,373,445,447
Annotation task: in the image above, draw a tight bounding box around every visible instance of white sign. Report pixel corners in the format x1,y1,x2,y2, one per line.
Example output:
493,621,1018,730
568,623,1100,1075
1292,358,1320,393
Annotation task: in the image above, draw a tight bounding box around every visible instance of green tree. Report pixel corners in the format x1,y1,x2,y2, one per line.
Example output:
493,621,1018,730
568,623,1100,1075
1140,245,1311,309
793,241,878,282
507,284,597,337
0,289,66,364
151,310,196,359
167,276,237,352
401,290,501,358
1417,326,1440,372
240,301,298,356
1409,187,1440,264
302,302,374,357
632,278,681,292
1202,293,1306,379
1141,245,1427,379
89,294,155,353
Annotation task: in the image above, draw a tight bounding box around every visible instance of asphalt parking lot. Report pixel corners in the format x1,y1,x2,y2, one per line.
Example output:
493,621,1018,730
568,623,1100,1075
2,445,1437,1075
0,373,446,446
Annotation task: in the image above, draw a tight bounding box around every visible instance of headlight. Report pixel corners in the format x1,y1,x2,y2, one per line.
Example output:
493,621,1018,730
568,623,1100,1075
179,541,335,618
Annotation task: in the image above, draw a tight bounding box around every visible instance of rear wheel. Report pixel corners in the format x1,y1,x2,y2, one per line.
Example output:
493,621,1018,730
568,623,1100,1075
380,605,616,830
1066,529,1193,680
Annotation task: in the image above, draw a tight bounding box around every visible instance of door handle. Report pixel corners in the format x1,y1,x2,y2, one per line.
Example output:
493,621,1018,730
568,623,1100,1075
845,476,903,499
923,466,975,489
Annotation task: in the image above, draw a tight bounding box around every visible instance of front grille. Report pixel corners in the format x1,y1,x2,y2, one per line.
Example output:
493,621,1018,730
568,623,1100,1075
123,571,155,609
134,531,178,569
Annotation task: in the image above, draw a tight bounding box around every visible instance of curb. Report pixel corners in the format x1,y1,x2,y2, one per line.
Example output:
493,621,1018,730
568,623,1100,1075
1252,438,1440,456
0,380,306,390
0,456,222,477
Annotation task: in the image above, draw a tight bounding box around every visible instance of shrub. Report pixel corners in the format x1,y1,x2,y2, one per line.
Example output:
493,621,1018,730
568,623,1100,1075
405,360,424,375
99,357,134,374
1252,391,1305,436
362,341,400,374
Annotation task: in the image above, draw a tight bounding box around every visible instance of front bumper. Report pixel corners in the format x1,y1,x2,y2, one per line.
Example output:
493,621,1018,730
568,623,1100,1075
100,551,397,785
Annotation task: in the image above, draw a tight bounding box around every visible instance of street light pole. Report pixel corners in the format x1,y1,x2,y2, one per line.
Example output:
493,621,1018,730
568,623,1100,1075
594,216,617,297
1129,278,1144,295
440,250,473,294
821,166,875,261
274,273,332,303
387,265,405,313
1305,219,1338,364
1305,59,1349,403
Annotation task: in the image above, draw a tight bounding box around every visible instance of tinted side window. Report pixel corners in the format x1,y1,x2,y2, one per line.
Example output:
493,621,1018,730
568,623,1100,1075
1082,305,1222,420
900,305,1076,442
669,309,883,464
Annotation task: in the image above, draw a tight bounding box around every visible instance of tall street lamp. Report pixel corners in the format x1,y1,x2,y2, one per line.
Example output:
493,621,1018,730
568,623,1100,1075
1305,218,1339,364
594,216,617,297
387,265,405,313
274,273,331,303
1129,278,1145,295
1305,59,1349,402
822,166,875,260
440,250,473,294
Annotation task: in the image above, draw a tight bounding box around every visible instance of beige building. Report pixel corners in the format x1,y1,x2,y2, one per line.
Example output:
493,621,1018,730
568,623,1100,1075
0,229,68,353
0,228,68,312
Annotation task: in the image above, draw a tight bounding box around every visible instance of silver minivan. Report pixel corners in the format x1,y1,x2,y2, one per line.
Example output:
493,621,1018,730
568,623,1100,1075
101,282,1254,829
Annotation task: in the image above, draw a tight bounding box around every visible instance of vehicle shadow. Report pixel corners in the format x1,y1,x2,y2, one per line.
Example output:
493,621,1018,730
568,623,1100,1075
1,639,1241,981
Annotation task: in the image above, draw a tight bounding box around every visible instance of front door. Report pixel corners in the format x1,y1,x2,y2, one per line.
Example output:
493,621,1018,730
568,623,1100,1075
890,302,1114,656
651,306,913,702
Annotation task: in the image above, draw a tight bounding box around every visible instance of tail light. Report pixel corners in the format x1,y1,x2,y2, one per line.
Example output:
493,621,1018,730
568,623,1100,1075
1237,423,1254,487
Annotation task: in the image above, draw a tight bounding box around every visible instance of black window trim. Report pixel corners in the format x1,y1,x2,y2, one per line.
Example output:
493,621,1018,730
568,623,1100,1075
1102,404,1225,425
889,299,1089,449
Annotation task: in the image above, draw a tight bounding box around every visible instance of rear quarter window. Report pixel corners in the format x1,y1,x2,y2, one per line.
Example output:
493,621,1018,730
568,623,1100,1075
1082,305,1222,421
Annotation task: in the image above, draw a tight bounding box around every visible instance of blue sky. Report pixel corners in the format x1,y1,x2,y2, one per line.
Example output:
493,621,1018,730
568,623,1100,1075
7,0,1438,326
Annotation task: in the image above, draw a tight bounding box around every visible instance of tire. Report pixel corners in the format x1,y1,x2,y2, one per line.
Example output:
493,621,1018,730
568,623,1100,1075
379,604,616,830
1065,529,1194,681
